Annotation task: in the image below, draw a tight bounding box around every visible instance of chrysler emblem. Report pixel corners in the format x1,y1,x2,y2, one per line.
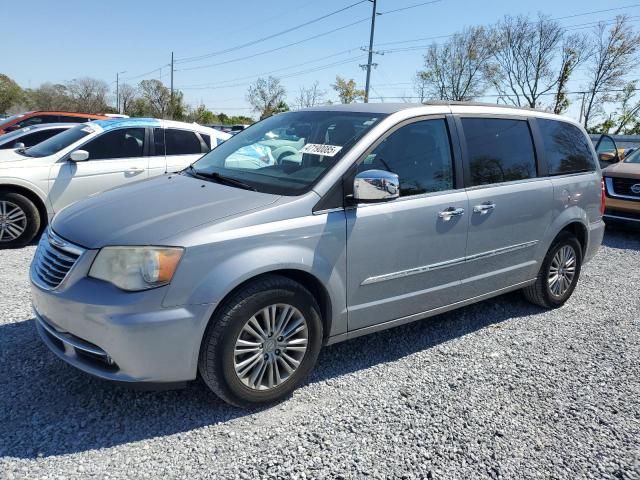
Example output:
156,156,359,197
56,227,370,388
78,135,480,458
632,183,640,194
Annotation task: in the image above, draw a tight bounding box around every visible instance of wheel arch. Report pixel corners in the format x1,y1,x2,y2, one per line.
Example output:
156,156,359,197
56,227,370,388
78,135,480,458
556,221,588,258
0,182,49,235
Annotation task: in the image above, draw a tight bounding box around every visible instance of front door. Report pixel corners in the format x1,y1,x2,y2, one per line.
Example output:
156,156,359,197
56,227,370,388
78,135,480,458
48,127,148,212
347,118,469,332
458,117,553,296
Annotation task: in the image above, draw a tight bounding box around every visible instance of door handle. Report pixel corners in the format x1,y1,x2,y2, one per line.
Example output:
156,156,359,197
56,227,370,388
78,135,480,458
438,207,465,221
473,202,496,215
127,166,145,172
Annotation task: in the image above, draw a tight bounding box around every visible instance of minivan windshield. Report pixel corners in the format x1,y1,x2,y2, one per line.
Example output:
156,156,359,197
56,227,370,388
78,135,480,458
24,124,92,158
190,111,386,195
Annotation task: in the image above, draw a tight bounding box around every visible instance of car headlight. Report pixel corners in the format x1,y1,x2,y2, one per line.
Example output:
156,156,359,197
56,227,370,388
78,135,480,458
89,246,184,291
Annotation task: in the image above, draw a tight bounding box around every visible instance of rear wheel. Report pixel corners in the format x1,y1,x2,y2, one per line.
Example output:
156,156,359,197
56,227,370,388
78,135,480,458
198,275,323,407
0,192,40,249
523,233,582,308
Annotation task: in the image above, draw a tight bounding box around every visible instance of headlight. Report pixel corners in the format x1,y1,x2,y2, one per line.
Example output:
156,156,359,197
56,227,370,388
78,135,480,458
89,246,184,291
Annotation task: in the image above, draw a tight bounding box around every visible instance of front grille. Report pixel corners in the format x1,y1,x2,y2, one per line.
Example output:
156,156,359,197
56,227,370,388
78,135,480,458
33,229,84,289
611,177,640,197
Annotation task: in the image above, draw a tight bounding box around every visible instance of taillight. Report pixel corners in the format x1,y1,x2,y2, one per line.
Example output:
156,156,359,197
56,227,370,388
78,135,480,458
600,178,606,216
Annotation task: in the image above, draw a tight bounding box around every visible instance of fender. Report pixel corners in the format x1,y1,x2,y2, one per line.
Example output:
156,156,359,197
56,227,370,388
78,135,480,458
0,176,52,218
162,211,349,338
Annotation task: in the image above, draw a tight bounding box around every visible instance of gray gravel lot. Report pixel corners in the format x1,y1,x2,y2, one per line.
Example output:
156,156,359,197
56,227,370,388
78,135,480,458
1,228,639,480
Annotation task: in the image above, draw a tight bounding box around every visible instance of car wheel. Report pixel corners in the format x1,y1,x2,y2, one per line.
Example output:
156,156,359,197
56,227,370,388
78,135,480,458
0,192,40,249
523,232,582,308
198,274,323,407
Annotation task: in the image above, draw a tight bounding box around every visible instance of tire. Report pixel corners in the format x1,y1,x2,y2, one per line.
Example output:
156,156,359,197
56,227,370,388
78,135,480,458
523,232,583,309
198,274,323,407
0,192,41,249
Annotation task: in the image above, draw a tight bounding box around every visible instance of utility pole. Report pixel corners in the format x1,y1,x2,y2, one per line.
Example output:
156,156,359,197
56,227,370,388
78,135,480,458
363,0,377,103
116,71,125,114
169,51,174,119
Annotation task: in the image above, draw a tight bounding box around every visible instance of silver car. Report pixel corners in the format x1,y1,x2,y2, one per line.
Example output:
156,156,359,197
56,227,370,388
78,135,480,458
31,103,605,407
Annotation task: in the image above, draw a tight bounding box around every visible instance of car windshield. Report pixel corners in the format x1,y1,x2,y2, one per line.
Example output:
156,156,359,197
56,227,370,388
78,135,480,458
0,113,25,128
25,124,92,158
624,149,640,164
190,111,386,195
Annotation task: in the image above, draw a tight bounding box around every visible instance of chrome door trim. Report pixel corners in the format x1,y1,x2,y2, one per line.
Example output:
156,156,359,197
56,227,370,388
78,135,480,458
327,279,537,345
361,240,539,285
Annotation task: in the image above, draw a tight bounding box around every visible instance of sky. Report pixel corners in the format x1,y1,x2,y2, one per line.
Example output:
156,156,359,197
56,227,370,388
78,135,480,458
3,0,640,120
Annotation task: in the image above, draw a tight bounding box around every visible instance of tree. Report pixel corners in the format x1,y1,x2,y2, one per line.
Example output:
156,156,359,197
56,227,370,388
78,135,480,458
118,83,137,115
610,82,640,134
331,76,364,104
294,81,325,109
413,72,429,103
24,83,72,111
138,79,171,118
247,76,287,119
66,77,109,112
417,26,494,101
581,16,640,129
552,33,589,114
489,14,567,108
0,74,22,114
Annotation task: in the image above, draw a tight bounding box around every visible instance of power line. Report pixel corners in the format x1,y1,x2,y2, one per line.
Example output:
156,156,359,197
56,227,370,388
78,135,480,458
378,0,442,15
176,18,370,72
175,0,368,64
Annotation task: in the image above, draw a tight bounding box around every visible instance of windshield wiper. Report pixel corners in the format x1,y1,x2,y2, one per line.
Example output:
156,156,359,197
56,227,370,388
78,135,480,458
185,166,257,191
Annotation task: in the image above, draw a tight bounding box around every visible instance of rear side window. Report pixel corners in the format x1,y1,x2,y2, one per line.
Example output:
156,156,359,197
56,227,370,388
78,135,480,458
82,128,145,160
538,119,596,175
462,118,537,186
16,115,59,128
58,116,85,123
165,129,202,155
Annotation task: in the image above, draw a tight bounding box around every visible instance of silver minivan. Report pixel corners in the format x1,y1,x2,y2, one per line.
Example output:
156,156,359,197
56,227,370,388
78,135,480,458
31,103,605,406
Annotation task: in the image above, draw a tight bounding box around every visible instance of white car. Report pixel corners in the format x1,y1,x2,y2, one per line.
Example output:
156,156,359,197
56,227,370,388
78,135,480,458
0,118,230,247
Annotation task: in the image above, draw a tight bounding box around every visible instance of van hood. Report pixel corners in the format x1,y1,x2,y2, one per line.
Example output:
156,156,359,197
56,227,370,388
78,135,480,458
52,173,281,249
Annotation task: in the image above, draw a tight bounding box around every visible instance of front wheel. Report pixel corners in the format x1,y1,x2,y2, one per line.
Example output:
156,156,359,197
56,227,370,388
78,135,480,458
0,192,41,249
198,275,323,407
523,233,583,308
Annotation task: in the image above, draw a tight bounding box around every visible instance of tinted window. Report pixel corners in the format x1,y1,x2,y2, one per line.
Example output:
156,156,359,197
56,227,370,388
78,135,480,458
153,128,165,155
462,118,536,186
16,115,59,128
165,129,202,155
82,128,145,160
200,134,212,150
538,119,595,174
359,119,454,196
58,116,86,123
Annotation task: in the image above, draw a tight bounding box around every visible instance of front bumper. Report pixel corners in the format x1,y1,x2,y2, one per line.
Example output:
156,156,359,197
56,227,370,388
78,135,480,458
31,265,214,384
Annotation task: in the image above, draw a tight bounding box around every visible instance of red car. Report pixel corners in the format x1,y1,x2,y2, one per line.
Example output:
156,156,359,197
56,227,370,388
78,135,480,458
0,111,110,135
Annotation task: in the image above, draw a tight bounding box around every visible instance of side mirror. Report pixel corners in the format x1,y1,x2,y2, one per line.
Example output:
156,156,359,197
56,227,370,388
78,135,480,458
598,152,616,163
353,169,400,203
13,142,25,149
69,150,89,162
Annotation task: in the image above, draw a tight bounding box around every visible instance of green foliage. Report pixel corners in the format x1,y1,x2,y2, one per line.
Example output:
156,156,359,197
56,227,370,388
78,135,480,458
0,74,23,114
331,76,364,104
247,76,287,119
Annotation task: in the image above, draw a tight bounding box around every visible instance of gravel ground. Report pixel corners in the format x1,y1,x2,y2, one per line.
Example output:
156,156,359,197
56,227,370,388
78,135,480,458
1,227,639,480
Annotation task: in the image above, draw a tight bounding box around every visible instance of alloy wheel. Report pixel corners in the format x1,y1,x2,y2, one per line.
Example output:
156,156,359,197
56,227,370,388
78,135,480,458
233,303,309,391
548,245,577,297
0,201,27,242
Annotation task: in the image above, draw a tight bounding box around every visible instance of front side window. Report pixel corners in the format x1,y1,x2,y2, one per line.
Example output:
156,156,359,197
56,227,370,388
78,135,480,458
191,111,386,195
58,116,85,123
624,149,640,164
81,128,145,160
18,129,65,148
165,129,202,155
25,124,91,158
538,119,595,175
359,119,454,196
462,118,537,186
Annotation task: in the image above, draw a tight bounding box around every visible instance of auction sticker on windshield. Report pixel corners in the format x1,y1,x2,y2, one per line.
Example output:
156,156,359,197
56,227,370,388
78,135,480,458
300,143,343,157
